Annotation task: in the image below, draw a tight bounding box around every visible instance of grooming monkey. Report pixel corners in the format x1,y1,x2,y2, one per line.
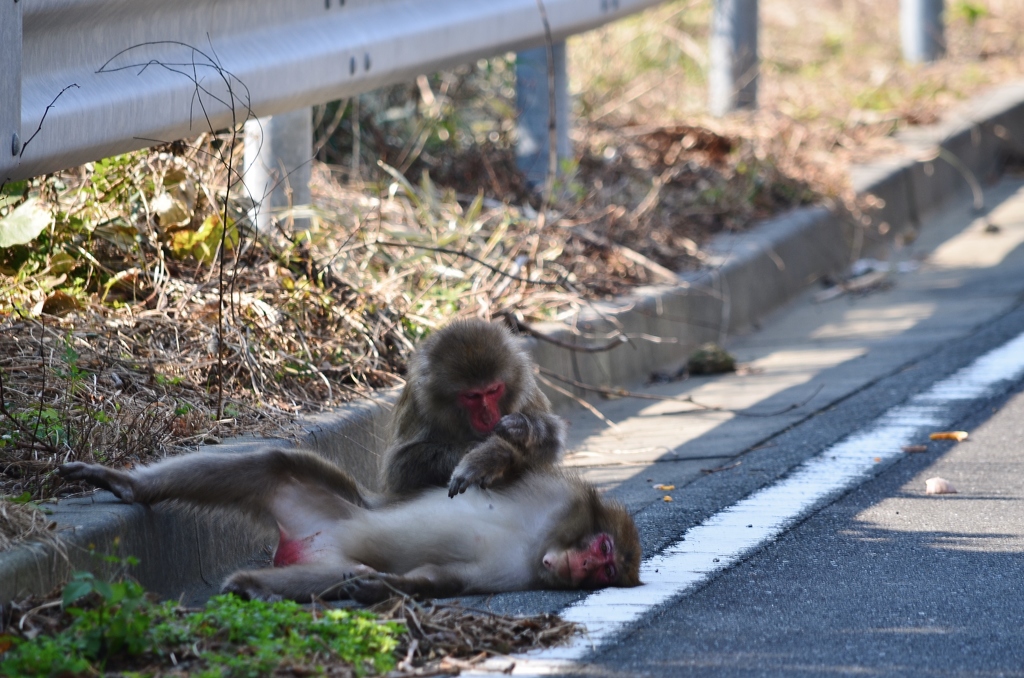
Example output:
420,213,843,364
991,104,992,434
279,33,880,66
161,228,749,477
383,319,567,497
59,448,641,603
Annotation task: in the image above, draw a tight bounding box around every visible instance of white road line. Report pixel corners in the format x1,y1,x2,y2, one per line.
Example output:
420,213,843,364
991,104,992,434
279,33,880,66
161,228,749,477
476,329,1024,676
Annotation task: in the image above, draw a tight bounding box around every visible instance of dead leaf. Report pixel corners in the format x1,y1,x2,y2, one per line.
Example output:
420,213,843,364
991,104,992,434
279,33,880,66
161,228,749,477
902,445,928,453
662,495,673,502
152,192,192,229
41,291,81,316
929,431,968,442
0,197,52,247
653,484,675,491
925,477,957,494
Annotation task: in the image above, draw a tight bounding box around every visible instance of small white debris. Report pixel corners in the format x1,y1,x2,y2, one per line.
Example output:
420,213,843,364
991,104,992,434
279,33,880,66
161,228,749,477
925,477,957,494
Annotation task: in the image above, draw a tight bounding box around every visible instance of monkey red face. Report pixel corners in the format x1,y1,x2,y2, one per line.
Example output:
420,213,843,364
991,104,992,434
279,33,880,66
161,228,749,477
543,533,619,588
458,381,505,434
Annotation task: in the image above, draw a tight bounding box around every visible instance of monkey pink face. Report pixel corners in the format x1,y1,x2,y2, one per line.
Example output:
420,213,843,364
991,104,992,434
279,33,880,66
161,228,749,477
543,533,618,588
458,381,505,434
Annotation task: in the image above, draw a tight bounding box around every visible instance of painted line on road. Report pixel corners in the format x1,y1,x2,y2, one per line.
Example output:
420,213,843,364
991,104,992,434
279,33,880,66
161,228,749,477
477,328,1024,676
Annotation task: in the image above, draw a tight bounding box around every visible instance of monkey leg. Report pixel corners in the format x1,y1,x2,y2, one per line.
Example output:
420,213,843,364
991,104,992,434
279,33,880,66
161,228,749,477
60,448,378,515
59,462,139,503
222,563,376,603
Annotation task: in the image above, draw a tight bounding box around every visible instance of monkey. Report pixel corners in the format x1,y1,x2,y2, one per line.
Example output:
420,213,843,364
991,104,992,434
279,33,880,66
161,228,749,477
383,319,568,498
58,448,641,604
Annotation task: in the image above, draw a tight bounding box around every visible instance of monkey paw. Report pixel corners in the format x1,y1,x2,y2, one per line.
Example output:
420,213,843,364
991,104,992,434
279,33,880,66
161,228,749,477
494,412,531,446
447,453,505,498
221,573,283,602
342,577,391,605
58,462,136,503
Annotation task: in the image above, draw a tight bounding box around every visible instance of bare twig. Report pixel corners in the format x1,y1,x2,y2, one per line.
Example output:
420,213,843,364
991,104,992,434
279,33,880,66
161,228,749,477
538,366,824,417
18,84,81,159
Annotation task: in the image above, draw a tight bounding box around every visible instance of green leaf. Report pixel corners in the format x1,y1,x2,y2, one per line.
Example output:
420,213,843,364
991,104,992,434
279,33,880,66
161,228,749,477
93,221,138,251
48,251,77,275
92,579,115,602
0,197,53,248
62,577,94,606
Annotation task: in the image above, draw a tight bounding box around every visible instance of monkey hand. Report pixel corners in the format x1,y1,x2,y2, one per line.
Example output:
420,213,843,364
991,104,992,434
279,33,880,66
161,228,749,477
58,462,137,503
342,575,394,605
447,439,513,498
494,412,532,447
221,572,284,603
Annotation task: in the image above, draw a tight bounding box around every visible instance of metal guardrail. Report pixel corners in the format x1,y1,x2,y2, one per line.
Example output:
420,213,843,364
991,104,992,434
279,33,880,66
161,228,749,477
1,0,663,184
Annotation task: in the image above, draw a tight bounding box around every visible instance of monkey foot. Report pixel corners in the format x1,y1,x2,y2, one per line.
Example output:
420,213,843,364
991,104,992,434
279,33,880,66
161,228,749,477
58,462,136,503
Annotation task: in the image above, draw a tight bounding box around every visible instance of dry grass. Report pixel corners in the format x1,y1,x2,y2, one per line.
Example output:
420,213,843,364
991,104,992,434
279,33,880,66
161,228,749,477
569,0,1024,220
0,498,63,553
373,598,581,672
1,0,1019,514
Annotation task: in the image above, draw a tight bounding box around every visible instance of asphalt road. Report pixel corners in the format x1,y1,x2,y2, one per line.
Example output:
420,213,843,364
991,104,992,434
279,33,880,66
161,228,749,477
570,330,1024,677
466,178,1024,676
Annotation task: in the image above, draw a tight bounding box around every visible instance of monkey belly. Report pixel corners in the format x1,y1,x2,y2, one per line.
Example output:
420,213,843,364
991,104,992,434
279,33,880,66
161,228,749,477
349,485,557,580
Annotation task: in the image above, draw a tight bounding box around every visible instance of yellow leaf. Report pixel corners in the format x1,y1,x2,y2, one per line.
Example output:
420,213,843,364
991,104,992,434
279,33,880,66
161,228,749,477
929,431,968,442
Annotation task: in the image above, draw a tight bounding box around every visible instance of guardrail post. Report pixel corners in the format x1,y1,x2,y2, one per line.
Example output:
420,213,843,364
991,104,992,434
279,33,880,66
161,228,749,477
1,0,23,181
515,42,571,188
708,0,759,116
243,108,313,232
901,0,945,63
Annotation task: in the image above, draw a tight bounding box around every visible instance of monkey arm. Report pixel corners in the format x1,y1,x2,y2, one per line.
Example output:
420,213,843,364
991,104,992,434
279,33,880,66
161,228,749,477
382,439,466,496
343,566,470,604
448,408,568,498
493,406,567,467
224,563,468,604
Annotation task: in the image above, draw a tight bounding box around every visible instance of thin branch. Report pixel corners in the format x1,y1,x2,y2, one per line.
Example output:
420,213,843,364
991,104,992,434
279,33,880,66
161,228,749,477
535,371,617,429
538,366,824,417
19,85,81,159
505,313,628,353
371,239,569,288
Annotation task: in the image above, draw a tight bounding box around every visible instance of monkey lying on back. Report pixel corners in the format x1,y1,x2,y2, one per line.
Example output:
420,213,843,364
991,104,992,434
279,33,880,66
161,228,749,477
59,448,641,603
383,319,567,497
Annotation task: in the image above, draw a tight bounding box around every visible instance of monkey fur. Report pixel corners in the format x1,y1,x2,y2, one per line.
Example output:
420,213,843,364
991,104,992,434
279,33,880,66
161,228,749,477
59,448,641,604
382,319,567,497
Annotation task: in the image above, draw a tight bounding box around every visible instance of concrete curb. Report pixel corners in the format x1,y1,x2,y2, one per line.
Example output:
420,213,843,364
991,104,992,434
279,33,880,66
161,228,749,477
3,80,1024,604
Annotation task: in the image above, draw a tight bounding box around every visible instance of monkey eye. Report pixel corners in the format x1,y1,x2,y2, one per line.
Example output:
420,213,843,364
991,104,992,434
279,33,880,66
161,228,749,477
485,384,502,395
599,536,612,556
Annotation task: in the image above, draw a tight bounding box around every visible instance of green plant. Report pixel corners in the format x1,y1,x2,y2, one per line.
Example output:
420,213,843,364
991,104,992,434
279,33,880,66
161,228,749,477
952,1,988,26
1,570,404,677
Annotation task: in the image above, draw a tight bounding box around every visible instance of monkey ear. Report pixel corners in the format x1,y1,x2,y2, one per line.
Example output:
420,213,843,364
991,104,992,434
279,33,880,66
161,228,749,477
605,502,642,586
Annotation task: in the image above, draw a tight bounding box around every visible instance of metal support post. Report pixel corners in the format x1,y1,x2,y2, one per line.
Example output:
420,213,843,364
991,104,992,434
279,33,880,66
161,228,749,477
243,108,313,232
708,0,758,117
1,0,23,181
515,42,571,189
901,0,945,63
